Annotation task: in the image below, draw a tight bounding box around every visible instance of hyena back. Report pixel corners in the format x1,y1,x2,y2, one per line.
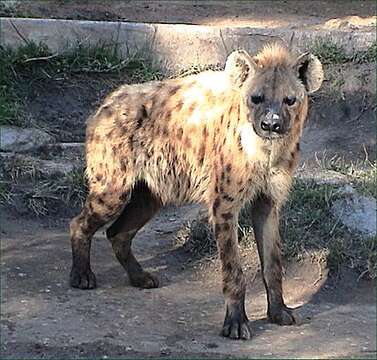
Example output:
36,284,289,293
70,43,323,340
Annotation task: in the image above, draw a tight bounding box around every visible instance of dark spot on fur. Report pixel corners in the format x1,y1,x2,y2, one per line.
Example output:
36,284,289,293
225,262,232,273
198,145,205,165
175,100,184,112
214,223,222,233
223,194,234,202
169,85,180,97
165,110,172,121
119,192,129,201
129,134,134,151
160,99,167,109
226,163,232,172
237,135,243,151
224,238,232,253
202,126,208,138
177,127,183,140
97,197,105,205
96,174,103,182
212,197,221,216
187,103,196,115
296,142,300,151
221,171,225,181
136,104,148,129
223,223,230,231
183,137,191,148
222,212,233,221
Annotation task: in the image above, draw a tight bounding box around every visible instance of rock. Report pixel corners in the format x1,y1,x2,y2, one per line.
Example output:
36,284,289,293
295,169,349,185
331,186,376,237
0,153,75,178
0,126,55,152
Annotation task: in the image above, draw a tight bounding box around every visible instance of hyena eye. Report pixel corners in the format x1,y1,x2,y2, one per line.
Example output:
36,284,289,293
251,94,264,104
284,95,296,106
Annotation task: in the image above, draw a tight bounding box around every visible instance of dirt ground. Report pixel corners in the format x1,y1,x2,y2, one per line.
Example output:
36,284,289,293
1,205,376,359
2,0,376,31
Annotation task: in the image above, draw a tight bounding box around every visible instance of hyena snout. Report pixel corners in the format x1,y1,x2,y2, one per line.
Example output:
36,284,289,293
261,110,283,134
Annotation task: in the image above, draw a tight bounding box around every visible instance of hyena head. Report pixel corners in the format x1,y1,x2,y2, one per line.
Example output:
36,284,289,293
225,43,323,139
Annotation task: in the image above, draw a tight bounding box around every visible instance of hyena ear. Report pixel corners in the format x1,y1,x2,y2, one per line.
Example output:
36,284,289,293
225,50,257,87
294,53,324,94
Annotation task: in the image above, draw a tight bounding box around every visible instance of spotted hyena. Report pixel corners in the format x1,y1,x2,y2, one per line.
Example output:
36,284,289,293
70,43,323,340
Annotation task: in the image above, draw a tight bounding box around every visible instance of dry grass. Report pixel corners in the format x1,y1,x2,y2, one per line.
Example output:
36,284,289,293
175,179,376,279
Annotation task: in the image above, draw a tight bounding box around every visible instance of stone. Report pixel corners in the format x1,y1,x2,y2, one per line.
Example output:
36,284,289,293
331,186,376,237
0,153,75,177
295,169,349,185
0,126,55,152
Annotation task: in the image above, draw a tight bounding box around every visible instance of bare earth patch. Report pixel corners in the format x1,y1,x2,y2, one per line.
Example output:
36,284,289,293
1,208,376,359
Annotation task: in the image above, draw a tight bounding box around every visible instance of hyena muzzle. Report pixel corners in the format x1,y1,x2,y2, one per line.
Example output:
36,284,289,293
69,43,323,340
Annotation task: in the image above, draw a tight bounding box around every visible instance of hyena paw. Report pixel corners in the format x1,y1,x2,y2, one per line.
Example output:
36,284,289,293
221,302,252,340
70,267,97,289
129,271,159,289
268,305,300,325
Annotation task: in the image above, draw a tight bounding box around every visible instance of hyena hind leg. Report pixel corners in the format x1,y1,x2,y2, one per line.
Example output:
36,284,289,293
106,181,162,289
69,188,128,289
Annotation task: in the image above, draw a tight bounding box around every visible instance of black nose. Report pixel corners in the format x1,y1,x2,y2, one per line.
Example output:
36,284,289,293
261,120,281,133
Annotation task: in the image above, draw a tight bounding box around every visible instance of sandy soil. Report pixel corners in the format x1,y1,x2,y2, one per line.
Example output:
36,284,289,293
2,1,376,31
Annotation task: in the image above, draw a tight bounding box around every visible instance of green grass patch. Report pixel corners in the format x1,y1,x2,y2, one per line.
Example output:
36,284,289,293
312,40,376,64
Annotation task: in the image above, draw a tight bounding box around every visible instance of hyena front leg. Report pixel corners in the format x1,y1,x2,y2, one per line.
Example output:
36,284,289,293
251,194,299,325
211,202,252,340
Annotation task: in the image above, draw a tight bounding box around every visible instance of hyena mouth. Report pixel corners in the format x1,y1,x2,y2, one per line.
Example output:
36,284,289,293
252,123,287,140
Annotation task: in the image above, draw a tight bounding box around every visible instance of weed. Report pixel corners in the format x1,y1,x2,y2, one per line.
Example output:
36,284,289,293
315,154,376,198
175,179,376,279
0,181,13,205
352,42,377,63
312,40,376,64
312,40,348,64
175,218,216,258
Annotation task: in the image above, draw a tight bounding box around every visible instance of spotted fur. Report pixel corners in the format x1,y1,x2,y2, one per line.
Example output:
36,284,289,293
69,43,323,341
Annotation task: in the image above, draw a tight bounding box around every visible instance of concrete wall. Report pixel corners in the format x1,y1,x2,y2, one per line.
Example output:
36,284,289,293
1,17,375,72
